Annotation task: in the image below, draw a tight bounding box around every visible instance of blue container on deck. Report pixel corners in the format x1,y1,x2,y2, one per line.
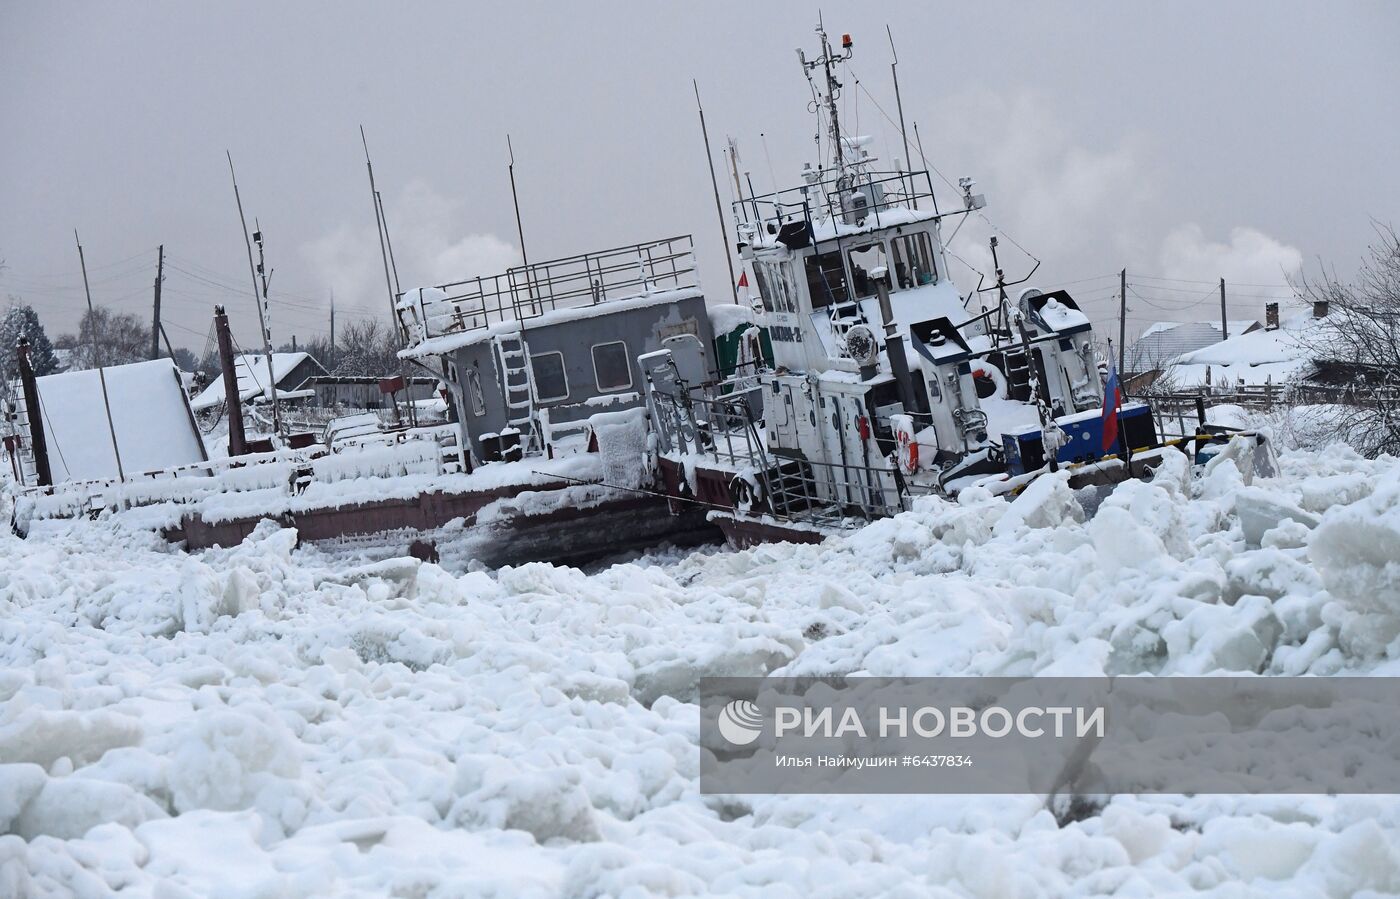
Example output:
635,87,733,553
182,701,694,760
1003,403,1154,475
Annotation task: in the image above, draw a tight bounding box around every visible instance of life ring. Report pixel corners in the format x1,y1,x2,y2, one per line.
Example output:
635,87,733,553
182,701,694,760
897,429,919,475
971,361,1008,400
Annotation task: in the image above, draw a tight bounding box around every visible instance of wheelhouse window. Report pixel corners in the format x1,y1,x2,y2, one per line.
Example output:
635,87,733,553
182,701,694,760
754,261,798,314
804,249,849,309
530,351,569,402
591,341,632,391
753,263,776,313
847,242,888,298
892,231,937,288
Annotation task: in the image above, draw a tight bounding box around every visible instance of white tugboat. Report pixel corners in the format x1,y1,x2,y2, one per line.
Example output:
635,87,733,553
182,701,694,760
642,24,1254,547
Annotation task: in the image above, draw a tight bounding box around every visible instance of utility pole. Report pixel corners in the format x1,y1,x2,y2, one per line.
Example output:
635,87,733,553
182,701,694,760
150,245,164,360
694,80,740,305
1118,268,1127,373
1219,278,1229,341
329,289,335,353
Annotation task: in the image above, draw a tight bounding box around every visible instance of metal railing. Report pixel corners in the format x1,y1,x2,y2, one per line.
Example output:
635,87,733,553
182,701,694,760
11,423,467,524
397,235,698,347
649,380,907,523
763,454,906,522
651,387,769,469
735,170,938,242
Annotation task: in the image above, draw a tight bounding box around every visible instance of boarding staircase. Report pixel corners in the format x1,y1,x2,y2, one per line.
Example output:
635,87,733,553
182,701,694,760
493,331,540,452
765,457,817,517
826,294,872,349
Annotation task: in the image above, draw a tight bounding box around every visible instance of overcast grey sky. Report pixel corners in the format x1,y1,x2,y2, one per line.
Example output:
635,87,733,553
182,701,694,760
2,2,1396,352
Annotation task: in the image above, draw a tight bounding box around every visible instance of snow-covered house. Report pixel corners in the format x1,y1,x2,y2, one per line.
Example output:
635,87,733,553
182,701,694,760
1124,320,1262,378
190,352,327,412
1167,314,1318,389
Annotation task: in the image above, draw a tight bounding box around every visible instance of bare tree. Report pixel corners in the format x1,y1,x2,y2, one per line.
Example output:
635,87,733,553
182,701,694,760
1295,222,1400,457
330,318,400,377
60,306,150,370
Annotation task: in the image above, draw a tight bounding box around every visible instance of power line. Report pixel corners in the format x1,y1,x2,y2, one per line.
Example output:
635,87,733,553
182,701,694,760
846,62,1041,268
1126,280,1297,300
1130,273,1298,289
1128,285,1218,311
2,247,160,283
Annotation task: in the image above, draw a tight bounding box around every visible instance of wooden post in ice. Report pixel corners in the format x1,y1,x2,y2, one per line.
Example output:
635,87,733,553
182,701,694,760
214,305,248,457
16,336,52,487
150,245,164,360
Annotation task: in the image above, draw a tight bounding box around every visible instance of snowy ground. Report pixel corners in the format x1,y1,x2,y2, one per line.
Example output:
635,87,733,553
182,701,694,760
4,440,1400,896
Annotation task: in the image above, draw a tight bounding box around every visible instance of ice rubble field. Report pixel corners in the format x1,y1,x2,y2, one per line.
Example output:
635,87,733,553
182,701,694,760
3,444,1400,897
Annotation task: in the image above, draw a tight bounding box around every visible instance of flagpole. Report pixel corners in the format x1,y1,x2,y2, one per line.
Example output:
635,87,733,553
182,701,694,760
1102,339,1128,466
1118,394,1131,469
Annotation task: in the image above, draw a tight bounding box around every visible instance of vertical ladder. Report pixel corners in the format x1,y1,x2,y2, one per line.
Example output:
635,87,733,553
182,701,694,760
5,388,39,486
1003,349,1033,402
493,331,539,452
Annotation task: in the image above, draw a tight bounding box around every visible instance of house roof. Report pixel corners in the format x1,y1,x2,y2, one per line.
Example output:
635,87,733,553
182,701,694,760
190,352,324,410
1167,314,1321,388
1125,320,1262,374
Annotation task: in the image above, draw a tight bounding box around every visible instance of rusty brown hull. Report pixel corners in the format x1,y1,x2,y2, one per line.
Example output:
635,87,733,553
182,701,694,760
175,478,721,568
709,512,827,550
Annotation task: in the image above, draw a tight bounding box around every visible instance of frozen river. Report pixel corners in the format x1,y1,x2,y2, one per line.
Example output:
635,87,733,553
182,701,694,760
3,443,1399,896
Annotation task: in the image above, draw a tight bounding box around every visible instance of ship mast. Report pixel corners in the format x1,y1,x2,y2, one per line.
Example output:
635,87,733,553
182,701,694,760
798,23,854,185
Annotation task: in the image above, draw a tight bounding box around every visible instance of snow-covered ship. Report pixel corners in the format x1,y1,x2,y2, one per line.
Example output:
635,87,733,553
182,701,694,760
6,241,736,567
6,24,1268,562
639,25,1250,546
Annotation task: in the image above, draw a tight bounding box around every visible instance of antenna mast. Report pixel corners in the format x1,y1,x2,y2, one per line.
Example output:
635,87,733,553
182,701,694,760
886,25,915,209
360,127,401,341
226,151,282,438
507,134,537,305
799,22,854,181
694,80,741,305
75,230,126,483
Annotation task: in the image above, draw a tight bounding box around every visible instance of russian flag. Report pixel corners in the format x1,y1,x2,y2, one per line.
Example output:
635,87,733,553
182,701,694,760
1101,362,1123,452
